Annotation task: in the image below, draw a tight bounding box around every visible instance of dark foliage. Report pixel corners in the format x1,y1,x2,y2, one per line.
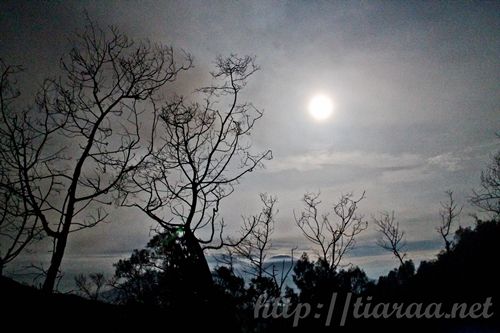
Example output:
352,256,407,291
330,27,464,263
281,220,500,332
1,221,499,333
113,229,213,307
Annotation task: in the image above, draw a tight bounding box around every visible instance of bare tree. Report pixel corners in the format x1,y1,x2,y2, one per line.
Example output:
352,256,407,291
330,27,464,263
234,193,294,292
295,191,367,271
0,20,192,292
471,147,500,218
437,190,462,253
235,193,277,279
121,55,272,288
373,211,407,266
0,60,43,276
74,272,106,301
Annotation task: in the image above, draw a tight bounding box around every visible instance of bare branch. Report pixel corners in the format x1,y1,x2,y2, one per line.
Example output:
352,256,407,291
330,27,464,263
123,54,271,259
0,59,43,274
437,190,462,253
470,148,500,218
295,191,367,271
373,211,407,266
74,272,107,300
233,193,278,279
0,17,192,292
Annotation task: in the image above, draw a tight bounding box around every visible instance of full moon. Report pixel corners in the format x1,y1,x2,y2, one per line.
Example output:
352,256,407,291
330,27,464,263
308,94,334,121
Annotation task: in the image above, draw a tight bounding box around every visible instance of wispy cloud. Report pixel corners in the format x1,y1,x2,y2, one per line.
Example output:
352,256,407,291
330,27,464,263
427,152,465,171
266,150,423,173
266,141,497,183
427,141,498,172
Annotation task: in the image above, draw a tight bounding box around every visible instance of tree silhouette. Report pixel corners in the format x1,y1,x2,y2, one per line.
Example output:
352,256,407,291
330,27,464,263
471,146,500,218
74,272,106,301
213,265,246,301
373,211,407,266
376,260,415,295
415,219,500,302
233,193,294,297
112,228,204,307
0,60,43,276
112,248,160,306
0,18,192,292
235,194,277,279
437,190,462,253
295,191,367,270
292,253,330,302
292,252,370,307
120,54,272,290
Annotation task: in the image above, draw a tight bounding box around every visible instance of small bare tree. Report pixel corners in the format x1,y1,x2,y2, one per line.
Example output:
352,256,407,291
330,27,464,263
235,193,277,279
121,55,272,288
234,193,294,292
471,148,500,218
437,190,462,253
373,211,407,266
295,191,367,271
74,272,106,301
0,19,192,292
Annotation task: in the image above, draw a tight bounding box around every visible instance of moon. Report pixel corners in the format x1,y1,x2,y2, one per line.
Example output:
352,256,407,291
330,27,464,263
308,94,334,121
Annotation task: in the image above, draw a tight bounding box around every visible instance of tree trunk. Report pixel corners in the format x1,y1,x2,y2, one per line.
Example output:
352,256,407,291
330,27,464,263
395,251,405,267
42,232,68,293
444,238,451,253
184,229,213,292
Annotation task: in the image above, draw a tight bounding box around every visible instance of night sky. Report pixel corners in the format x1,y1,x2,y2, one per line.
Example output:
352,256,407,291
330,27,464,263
1,1,499,285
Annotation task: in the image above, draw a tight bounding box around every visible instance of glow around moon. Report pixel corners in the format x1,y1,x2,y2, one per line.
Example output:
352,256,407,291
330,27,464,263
308,94,334,121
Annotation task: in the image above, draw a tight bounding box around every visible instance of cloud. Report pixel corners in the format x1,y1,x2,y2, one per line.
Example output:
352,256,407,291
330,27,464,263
266,150,423,173
426,141,497,172
427,152,465,171
379,165,431,183
266,141,498,185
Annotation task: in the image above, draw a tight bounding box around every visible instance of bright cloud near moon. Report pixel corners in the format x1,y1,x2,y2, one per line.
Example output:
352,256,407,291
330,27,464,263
308,94,334,121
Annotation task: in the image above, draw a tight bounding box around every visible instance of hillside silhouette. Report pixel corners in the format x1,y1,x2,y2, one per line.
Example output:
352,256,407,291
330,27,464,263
2,218,499,332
